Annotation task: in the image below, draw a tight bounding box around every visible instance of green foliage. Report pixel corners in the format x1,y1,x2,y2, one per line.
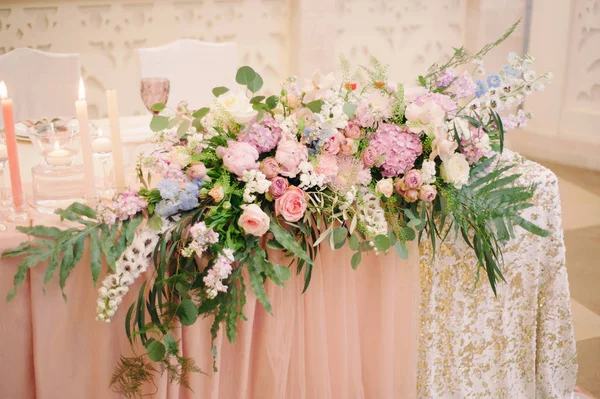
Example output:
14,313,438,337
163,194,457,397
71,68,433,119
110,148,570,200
305,100,324,113
150,116,169,132
110,356,156,399
145,338,166,362
342,102,357,118
151,103,166,112
212,86,229,97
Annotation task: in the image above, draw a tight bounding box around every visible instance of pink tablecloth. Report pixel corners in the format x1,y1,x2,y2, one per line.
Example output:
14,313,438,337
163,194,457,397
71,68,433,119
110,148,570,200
0,213,420,399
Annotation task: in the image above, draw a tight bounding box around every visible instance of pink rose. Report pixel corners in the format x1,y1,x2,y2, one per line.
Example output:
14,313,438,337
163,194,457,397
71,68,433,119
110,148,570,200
344,121,362,139
323,132,344,155
403,169,423,189
361,146,378,167
404,189,419,203
187,162,207,179
238,204,270,236
395,178,408,195
315,154,339,182
216,141,259,177
419,185,437,202
275,136,308,177
275,186,307,222
340,138,358,155
260,157,280,179
269,177,289,199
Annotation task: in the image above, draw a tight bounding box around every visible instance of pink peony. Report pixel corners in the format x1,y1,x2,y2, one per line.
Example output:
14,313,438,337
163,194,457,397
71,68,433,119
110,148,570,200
275,136,308,177
323,132,344,155
260,157,280,179
344,121,362,139
187,162,207,179
275,186,307,222
216,141,259,177
361,146,379,167
269,177,289,199
238,204,270,236
315,154,339,182
370,123,423,177
403,169,423,189
419,185,437,202
238,114,282,153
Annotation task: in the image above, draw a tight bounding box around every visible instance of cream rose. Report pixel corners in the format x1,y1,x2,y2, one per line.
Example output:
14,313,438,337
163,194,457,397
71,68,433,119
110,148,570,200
376,178,394,197
430,137,458,163
215,90,257,124
440,153,470,188
238,204,270,236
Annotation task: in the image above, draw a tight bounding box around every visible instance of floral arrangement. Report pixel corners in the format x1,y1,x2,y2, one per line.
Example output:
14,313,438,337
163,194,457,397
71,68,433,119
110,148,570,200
4,22,552,397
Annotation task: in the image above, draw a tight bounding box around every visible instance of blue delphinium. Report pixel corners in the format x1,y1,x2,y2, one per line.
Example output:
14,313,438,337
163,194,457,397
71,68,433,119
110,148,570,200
486,73,502,88
474,80,488,98
157,179,180,201
502,65,521,79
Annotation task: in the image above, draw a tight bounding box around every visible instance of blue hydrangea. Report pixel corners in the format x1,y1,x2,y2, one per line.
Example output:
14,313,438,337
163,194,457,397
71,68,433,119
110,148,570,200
157,179,180,201
190,178,205,188
155,199,179,217
178,192,199,211
474,80,488,98
486,73,502,88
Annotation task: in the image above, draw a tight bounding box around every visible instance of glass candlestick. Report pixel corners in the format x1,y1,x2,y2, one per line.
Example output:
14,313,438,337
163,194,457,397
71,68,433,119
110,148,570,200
91,125,114,198
29,119,85,213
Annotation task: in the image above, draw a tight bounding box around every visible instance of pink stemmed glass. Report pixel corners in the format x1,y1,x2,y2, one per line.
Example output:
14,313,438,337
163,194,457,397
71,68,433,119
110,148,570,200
141,77,170,115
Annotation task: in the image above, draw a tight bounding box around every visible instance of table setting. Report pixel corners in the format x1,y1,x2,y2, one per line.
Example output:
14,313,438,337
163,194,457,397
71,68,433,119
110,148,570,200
0,21,577,399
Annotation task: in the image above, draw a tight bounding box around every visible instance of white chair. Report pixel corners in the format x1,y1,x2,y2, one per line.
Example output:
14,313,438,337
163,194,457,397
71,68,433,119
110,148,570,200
0,48,81,125
137,40,238,110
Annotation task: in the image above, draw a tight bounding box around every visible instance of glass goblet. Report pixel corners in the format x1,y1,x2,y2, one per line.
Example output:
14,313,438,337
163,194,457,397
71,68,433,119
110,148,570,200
91,125,114,198
141,77,170,115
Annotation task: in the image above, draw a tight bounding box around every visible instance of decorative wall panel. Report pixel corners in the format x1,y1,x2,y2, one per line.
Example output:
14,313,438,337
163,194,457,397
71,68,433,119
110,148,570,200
0,1,290,118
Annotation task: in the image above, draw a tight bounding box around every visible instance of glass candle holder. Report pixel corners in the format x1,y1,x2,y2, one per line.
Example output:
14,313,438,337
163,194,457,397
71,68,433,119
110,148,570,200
90,124,115,198
29,120,86,213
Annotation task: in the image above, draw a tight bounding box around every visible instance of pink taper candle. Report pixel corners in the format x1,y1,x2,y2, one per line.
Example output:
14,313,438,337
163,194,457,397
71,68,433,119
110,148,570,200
75,78,96,206
0,81,24,210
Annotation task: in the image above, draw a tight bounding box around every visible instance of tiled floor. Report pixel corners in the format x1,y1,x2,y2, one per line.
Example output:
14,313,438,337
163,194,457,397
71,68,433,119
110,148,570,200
537,159,600,398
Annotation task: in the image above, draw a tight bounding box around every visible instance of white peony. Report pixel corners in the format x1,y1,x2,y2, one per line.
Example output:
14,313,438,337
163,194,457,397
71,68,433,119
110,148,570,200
302,70,336,103
214,90,257,124
440,153,470,188
405,102,446,136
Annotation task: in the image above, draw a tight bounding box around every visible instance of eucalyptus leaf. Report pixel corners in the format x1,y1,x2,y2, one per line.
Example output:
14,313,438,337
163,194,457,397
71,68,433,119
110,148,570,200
151,103,166,112
372,235,391,252
150,116,169,132
176,299,198,326
395,241,409,259
212,86,229,97
266,95,278,109
192,107,210,119
177,119,191,138
167,116,181,129
250,95,265,104
163,333,179,356
247,73,263,93
148,213,163,231
235,66,256,86
342,102,357,118
145,338,166,362
349,234,359,251
305,100,324,113
331,226,348,249
351,251,362,269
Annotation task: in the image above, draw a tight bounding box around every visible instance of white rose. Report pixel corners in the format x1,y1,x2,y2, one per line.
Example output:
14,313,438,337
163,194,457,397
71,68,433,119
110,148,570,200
214,90,257,124
440,153,470,188
375,178,394,197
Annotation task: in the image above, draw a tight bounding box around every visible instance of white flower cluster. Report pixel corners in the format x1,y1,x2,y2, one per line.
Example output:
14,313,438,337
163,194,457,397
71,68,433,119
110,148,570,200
181,221,219,258
313,97,349,131
358,189,388,238
275,114,299,137
297,161,326,190
339,186,357,212
96,229,159,322
204,248,235,299
420,159,437,184
242,169,271,203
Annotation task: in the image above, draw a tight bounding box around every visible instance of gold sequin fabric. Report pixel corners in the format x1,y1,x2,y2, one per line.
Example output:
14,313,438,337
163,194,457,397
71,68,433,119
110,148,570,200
417,150,577,399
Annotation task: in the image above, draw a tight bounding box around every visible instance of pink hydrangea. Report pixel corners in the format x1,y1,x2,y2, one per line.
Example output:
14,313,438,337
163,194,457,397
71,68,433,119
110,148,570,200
238,114,282,153
415,92,457,115
449,72,477,99
115,190,148,221
460,126,487,165
369,123,423,177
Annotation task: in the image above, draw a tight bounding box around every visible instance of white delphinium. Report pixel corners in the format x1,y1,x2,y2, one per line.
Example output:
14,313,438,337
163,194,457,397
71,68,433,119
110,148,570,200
96,229,159,322
204,248,235,299
297,161,326,190
420,159,437,184
242,169,271,203
472,58,485,75
358,189,388,240
275,114,299,137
